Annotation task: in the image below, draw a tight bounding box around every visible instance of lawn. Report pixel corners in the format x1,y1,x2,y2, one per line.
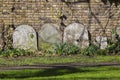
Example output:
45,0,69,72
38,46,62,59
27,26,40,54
0,66,120,80
0,55,120,66
0,55,120,79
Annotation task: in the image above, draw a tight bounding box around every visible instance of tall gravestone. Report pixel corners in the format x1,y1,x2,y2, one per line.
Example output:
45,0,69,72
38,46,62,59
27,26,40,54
13,25,37,51
38,23,62,51
64,23,89,48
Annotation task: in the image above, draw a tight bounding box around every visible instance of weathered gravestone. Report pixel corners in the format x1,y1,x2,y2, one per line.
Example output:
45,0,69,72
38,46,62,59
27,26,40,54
96,36,107,49
64,23,89,48
38,23,62,51
0,22,4,50
116,27,120,37
0,33,3,50
13,25,37,51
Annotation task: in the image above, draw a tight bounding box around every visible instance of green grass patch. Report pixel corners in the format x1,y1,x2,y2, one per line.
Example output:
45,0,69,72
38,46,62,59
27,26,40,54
0,66,120,80
0,55,120,66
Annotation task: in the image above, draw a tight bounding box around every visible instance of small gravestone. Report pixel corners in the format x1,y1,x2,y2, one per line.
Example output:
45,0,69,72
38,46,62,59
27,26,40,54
38,23,62,51
111,34,118,43
96,36,107,49
0,34,3,50
64,23,89,48
13,25,37,51
0,23,4,50
116,27,120,37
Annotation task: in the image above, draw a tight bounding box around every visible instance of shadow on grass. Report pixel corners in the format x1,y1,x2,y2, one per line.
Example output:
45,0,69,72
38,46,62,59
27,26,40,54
0,66,120,79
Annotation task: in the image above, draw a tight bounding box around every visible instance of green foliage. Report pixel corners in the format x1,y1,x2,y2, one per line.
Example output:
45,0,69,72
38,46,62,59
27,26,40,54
81,43,99,56
97,49,108,55
53,43,66,55
107,39,120,54
30,33,34,39
112,29,117,34
39,41,54,54
65,44,80,55
106,29,120,54
53,42,109,56
0,48,34,58
53,43,80,55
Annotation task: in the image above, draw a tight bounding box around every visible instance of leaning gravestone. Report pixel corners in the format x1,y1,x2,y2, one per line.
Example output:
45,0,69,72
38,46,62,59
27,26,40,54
96,36,107,49
13,25,37,51
38,23,62,51
64,23,89,48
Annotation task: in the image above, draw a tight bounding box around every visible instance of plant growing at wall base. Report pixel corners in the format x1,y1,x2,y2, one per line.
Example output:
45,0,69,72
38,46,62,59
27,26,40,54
81,43,99,56
107,39,120,55
53,43,80,55
0,48,34,58
107,29,120,55
53,43,66,55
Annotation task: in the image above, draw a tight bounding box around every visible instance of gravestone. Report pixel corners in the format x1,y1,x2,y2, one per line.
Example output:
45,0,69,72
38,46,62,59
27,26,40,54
38,23,62,51
0,34,3,50
96,36,107,49
13,25,37,51
64,23,89,48
116,27,120,37
0,22,4,50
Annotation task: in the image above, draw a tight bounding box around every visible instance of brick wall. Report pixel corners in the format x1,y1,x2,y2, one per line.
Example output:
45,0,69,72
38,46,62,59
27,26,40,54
0,0,120,39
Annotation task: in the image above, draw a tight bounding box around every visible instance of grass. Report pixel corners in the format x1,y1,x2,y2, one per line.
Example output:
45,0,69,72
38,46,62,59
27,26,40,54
0,55,120,66
0,54,120,79
0,66,120,80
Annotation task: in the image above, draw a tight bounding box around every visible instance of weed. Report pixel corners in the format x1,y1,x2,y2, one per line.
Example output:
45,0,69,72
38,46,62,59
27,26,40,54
53,43,80,55
0,48,34,58
81,43,99,56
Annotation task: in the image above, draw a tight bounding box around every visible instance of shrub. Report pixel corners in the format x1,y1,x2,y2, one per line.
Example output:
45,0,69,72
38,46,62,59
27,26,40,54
96,49,108,55
65,44,81,55
81,43,99,56
107,30,120,55
107,39,120,55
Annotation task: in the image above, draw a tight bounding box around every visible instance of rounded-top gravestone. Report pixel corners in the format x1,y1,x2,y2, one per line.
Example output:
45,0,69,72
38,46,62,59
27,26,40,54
13,25,37,51
64,23,89,48
38,23,62,51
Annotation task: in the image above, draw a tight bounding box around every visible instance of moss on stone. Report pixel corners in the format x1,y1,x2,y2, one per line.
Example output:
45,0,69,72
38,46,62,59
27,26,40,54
38,39,54,53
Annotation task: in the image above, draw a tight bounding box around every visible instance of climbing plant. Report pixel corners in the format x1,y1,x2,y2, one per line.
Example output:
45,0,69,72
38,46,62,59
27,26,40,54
3,25,14,50
101,0,120,7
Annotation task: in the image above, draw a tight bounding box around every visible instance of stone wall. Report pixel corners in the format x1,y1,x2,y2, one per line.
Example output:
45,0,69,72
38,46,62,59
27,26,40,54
0,0,120,39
